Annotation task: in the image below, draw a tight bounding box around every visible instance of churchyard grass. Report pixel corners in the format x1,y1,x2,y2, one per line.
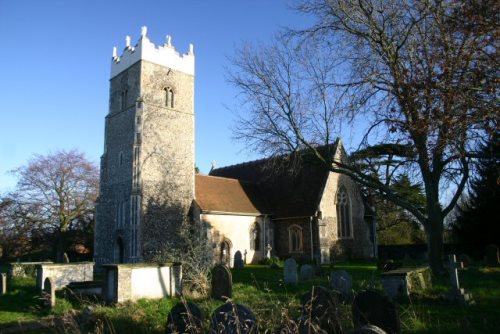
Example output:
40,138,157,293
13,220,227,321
1,261,499,333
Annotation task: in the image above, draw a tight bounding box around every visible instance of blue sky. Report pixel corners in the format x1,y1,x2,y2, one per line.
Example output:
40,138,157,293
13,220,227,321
0,0,316,193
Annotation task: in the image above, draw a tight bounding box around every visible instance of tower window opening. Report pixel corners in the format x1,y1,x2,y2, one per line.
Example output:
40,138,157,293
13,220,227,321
121,89,128,110
164,87,174,108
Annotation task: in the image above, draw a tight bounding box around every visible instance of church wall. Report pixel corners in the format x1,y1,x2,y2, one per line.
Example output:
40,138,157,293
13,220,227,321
273,218,314,262
200,213,265,266
319,172,373,260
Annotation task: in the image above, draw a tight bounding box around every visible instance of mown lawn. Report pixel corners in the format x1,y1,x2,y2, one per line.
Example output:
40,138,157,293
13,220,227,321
0,261,499,333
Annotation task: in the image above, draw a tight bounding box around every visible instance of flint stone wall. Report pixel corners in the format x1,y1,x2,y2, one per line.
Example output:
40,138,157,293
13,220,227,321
36,262,94,291
102,263,182,303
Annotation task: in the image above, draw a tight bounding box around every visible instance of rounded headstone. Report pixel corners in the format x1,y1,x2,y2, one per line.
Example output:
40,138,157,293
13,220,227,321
352,290,400,334
299,286,341,334
210,302,257,334
234,251,244,269
211,265,232,301
330,270,352,298
166,301,203,334
300,264,314,281
284,258,298,284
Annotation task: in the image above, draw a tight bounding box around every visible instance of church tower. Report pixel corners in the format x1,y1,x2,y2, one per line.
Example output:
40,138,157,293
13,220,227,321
95,27,195,264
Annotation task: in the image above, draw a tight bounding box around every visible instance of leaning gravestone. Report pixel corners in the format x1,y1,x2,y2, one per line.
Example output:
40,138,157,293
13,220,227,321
299,264,314,281
43,277,56,308
166,301,204,334
485,244,499,266
209,302,257,334
234,251,244,269
284,258,298,284
211,265,232,301
299,286,342,334
330,270,352,298
352,290,400,334
0,273,6,295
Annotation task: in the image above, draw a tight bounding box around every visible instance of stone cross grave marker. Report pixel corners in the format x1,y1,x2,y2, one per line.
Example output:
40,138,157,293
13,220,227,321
43,277,56,308
330,270,352,298
447,254,474,304
299,264,314,281
485,244,499,266
283,258,298,284
211,264,232,301
234,251,244,269
299,285,342,334
210,302,257,334
166,301,204,334
0,273,6,295
352,290,400,334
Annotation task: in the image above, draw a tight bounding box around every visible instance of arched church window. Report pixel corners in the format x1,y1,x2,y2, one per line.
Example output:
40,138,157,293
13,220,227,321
250,223,261,251
164,87,174,108
121,89,128,110
336,186,352,238
288,225,303,253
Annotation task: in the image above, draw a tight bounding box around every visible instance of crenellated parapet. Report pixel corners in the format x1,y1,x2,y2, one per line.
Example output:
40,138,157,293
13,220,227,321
111,26,194,78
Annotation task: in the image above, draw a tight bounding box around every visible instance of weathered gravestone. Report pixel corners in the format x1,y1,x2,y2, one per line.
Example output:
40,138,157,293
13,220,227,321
0,273,6,295
166,301,204,334
211,265,232,301
330,270,352,298
43,277,56,308
446,254,474,304
209,302,257,334
457,254,472,268
300,264,314,281
485,244,499,266
234,251,244,269
352,290,400,334
299,286,342,334
284,258,298,284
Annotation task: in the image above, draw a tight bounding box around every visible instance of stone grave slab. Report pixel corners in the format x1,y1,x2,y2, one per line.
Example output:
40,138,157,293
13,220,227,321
352,290,400,334
299,264,314,281
330,270,352,298
166,301,204,334
211,265,232,301
209,302,257,334
284,258,298,284
299,285,341,334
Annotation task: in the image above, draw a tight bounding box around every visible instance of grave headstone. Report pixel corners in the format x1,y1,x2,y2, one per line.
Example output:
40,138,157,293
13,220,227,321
211,265,232,301
330,270,352,298
234,251,244,269
209,302,257,334
166,301,204,334
299,264,314,281
457,254,472,268
0,273,6,295
485,244,499,266
299,286,341,334
43,277,56,308
284,258,298,284
352,290,400,334
63,252,70,263
446,254,474,304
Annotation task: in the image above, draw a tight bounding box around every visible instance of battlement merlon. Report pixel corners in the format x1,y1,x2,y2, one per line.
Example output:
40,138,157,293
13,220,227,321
110,26,195,78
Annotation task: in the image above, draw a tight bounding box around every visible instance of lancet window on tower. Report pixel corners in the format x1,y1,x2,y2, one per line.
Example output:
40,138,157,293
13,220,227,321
164,87,174,108
121,89,128,110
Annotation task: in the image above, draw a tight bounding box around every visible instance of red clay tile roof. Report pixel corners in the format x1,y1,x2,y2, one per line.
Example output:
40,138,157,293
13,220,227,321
210,142,340,218
195,174,269,215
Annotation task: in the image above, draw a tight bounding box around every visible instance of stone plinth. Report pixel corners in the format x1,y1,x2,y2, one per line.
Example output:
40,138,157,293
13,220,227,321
9,262,53,278
101,263,182,304
381,267,431,299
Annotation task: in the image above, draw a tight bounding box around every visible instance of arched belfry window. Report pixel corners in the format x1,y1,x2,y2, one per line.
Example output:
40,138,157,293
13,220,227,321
121,89,128,111
288,225,303,253
250,223,261,251
336,186,352,238
164,87,174,108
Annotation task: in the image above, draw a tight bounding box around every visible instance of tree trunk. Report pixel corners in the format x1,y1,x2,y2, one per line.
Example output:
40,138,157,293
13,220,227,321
426,216,445,275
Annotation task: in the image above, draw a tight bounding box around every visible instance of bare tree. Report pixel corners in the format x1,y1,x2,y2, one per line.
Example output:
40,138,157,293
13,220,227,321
11,150,99,262
228,0,498,273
